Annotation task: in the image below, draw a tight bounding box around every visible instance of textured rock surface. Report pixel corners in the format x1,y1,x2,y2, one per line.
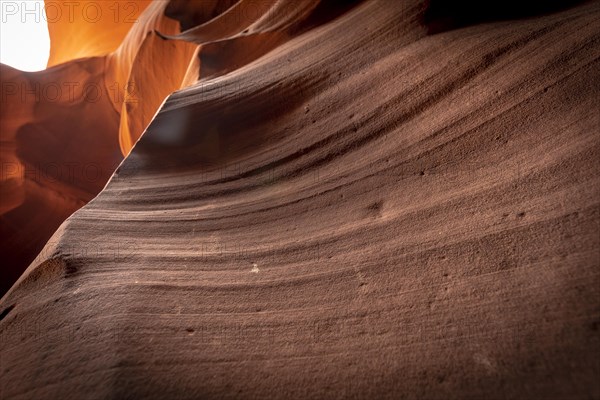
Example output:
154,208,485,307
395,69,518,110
1,0,599,398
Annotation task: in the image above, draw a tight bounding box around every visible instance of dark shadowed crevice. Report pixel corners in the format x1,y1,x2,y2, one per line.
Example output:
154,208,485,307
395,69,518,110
0,304,15,321
425,0,591,33
165,0,241,31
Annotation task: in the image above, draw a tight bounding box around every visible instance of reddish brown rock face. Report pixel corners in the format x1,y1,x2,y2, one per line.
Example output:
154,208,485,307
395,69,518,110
1,1,599,399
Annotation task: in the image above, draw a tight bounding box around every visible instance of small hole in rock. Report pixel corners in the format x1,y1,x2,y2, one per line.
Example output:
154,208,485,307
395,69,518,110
367,200,384,212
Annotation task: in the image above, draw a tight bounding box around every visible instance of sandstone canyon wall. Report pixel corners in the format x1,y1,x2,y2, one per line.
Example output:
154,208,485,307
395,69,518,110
1,0,599,398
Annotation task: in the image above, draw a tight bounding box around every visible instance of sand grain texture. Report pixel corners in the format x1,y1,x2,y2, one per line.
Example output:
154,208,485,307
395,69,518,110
1,0,599,399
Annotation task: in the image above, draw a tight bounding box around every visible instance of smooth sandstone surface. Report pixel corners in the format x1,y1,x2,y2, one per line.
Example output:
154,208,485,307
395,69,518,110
1,0,599,398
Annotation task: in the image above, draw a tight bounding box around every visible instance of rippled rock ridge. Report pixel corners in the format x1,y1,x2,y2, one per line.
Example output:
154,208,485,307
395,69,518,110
1,1,599,398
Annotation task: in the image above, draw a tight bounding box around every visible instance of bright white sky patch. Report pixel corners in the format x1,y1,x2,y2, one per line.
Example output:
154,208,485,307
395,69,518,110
0,0,50,71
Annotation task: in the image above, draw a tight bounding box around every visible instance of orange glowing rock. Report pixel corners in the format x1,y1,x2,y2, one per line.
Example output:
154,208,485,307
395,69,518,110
45,0,153,67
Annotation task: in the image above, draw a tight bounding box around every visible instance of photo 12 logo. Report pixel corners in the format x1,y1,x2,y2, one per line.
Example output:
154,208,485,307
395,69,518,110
1,80,139,105
1,1,141,24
